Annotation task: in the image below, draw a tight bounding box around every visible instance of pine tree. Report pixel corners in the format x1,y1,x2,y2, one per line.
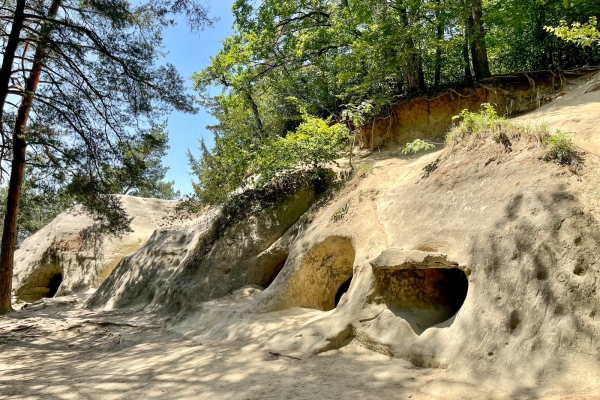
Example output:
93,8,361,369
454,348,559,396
0,0,213,314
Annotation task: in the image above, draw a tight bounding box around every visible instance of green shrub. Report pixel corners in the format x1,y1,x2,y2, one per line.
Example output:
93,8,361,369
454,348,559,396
542,130,579,165
446,104,550,148
446,105,580,166
256,114,349,184
446,103,501,144
402,139,436,155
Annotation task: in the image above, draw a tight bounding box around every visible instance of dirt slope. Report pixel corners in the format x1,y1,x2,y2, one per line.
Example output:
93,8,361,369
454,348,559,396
518,71,600,157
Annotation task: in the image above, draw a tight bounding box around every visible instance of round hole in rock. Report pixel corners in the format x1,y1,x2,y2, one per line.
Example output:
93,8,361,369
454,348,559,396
334,276,352,307
375,268,468,335
46,273,63,298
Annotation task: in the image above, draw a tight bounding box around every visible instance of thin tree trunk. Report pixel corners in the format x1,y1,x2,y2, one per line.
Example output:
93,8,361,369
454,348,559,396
434,30,443,87
417,54,427,92
463,15,473,82
434,0,444,87
0,0,27,123
0,0,62,314
470,0,491,79
244,90,264,139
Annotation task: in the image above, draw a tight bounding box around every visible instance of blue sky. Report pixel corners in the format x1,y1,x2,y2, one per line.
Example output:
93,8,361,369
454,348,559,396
161,1,235,195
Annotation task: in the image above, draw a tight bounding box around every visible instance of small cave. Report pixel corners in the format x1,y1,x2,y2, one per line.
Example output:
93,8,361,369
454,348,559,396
293,236,356,311
375,268,468,335
335,276,353,307
46,273,63,298
16,265,64,302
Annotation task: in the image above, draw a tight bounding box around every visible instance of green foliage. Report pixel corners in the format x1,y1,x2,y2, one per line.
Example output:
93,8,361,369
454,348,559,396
0,0,211,234
102,122,180,200
189,110,348,205
445,106,579,167
0,173,70,245
0,123,179,243
547,17,600,47
187,0,600,209
447,103,552,150
542,130,579,164
402,139,436,155
447,103,503,143
256,114,349,184
342,102,377,128
0,0,211,248
485,2,600,72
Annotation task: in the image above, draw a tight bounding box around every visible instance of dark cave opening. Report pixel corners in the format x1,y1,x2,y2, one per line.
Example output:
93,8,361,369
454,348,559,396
46,273,63,298
375,268,468,335
334,275,353,307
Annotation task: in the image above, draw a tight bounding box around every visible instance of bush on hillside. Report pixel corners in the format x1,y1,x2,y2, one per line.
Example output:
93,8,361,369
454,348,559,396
542,130,580,165
447,104,580,165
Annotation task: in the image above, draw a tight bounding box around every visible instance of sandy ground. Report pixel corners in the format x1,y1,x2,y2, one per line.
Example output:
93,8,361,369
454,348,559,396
3,296,600,400
0,296,450,400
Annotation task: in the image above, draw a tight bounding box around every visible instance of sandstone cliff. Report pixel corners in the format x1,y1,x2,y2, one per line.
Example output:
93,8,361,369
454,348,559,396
12,196,179,302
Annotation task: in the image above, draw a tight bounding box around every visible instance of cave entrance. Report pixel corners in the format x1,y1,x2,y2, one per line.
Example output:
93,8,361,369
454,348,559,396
16,265,64,302
46,273,63,298
292,236,355,311
335,276,353,307
376,268,468,335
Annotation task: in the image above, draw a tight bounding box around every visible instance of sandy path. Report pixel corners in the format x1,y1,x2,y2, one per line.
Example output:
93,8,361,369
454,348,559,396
0,299,446,400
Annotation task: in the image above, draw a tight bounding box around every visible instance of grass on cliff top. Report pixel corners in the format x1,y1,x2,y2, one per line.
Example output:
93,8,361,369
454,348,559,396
444,104,580,165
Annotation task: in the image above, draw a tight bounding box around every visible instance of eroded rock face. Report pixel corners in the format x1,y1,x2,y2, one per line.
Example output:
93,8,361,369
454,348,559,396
82,75,600,395
87,177,320,315
232,136,600,391
361,70,580,149
12,196,179,303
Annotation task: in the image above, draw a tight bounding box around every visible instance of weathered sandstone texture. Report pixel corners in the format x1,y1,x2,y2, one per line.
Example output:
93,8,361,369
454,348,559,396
12,195,178,302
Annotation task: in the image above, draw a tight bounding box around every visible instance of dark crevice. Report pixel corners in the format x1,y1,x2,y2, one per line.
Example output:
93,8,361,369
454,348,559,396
46,273,63,298
335,275,353,307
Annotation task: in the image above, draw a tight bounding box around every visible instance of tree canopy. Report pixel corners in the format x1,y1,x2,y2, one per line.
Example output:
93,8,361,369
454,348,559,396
189,0,599,206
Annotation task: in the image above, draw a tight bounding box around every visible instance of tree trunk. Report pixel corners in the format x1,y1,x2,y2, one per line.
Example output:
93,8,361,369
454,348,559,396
0,125,27,313
434,0,444,87
470,0,491,79
435,27,443,87
244,90,264,139
0,0,62,314
0,0,26,121
463,14,473,82
400,9,427,93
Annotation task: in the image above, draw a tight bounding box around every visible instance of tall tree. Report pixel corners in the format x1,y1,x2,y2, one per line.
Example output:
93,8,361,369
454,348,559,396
0,0,212,314
469,0,491,79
